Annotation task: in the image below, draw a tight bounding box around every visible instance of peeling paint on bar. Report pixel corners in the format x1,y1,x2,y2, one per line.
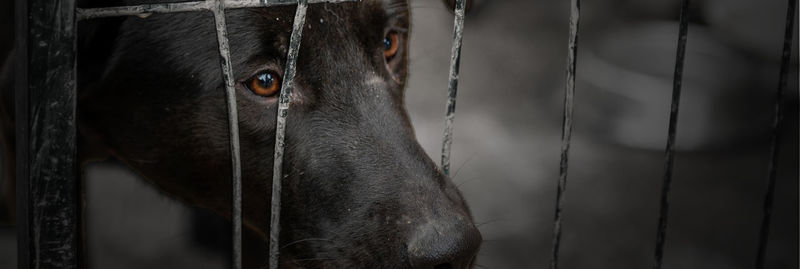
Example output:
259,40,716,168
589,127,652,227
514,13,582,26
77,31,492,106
76,1,210,20
76,0,358,21
270,1,308,268
652,0,691,268
225,0,356,9
18,0,81,268
755,1,796,268
549,0,580,268
440,0,467,176
209,0,244,268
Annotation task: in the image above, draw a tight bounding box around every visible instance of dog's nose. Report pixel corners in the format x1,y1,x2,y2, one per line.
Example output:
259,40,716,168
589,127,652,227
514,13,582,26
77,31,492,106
407,216,482,268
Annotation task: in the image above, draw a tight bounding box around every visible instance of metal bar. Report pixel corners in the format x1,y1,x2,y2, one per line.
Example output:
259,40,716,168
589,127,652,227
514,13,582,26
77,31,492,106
549,0,580,268
17,0,81,268
270,1,308,268
440,0,467,176
652,0,691,268
76,0,357,21
754,1,796,268
224,0,355,9
209,0,244,268
76,0,211,21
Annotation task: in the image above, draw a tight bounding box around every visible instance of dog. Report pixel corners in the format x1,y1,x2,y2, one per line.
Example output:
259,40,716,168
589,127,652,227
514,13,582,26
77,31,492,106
0,0,481,268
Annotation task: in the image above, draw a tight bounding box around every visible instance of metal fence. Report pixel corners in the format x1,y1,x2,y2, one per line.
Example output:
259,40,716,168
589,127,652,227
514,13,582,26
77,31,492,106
13,0,796,268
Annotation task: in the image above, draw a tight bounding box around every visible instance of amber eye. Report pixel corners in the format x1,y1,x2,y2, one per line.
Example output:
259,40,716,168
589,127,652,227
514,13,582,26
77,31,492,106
383,32,400,59
246,71,281,97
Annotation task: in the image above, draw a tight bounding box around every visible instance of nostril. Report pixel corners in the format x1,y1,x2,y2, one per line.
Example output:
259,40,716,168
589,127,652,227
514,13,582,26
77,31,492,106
434,264,453,269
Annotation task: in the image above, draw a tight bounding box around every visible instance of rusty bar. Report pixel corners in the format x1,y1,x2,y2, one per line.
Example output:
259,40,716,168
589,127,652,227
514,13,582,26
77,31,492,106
224,0,356,9
76,0,211,20
652,0,691,268
209,0,243,268
754,0,796,268
270,1,308,268
549,0,580,268
76,0,358,21
17,0,81,268
440,0,467,176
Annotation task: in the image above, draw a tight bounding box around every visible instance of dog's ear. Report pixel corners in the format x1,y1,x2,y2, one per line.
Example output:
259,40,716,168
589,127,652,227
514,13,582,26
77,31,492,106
442,0,472,13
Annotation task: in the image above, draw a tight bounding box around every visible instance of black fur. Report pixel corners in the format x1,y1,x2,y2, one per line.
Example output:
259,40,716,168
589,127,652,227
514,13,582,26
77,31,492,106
2,0,480,268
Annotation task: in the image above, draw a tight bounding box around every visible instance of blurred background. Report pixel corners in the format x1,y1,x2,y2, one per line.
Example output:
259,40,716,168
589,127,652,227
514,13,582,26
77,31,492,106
1,0,798,268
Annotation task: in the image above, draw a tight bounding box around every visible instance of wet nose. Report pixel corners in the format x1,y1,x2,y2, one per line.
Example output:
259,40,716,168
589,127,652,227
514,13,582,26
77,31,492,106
407,216,482,268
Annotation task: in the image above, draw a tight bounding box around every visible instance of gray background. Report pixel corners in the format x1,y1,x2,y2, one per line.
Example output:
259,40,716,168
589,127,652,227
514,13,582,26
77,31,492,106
1,0,798,268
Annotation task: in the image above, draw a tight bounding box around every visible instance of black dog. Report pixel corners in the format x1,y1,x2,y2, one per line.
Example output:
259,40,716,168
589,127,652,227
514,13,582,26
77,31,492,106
1,0,480,267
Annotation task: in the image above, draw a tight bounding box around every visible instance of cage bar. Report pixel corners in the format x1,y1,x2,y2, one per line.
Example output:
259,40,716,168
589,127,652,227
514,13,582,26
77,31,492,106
76,0,355,21
754,0,796,268
440,0,467,176
652,0,691,268
208,0,244,268
269,1,309,268
549,0,581,268
16,0,81,268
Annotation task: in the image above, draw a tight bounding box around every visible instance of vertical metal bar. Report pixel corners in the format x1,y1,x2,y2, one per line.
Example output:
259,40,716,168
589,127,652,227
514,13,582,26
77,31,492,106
755,1,796,268
441,0,467,176
209,0,243,268
270,1,308,268
653,0,691,268
17,0,80,268
549,0,580,268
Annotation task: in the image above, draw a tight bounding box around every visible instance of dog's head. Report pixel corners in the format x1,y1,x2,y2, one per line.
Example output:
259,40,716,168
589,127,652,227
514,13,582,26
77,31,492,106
78,0,480,267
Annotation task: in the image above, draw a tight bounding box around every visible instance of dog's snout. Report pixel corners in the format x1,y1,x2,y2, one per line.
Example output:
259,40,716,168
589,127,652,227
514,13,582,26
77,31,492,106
407,216,482,268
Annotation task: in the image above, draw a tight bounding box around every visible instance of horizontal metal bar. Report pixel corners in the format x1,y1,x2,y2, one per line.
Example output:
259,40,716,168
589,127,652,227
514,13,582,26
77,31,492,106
225,0,356,9
76,0,210,20
76,0,358,21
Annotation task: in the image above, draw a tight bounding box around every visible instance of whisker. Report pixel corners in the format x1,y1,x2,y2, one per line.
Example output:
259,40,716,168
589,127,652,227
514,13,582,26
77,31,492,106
452,152,477,180
277,253,344,268
280,238,334,250
475,218,504,227
456,176,481,188
286,257,341,263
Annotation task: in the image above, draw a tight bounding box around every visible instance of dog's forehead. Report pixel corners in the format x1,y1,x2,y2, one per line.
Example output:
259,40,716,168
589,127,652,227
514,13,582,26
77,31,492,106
306,0,408,17
311,0,409,17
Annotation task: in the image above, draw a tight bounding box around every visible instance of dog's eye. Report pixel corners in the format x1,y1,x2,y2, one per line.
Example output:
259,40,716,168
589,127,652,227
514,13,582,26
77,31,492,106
246,71,281,97
383,32,400,59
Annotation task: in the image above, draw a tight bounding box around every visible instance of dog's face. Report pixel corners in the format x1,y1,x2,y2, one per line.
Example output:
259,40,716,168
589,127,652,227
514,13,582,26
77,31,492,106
78,0,480,267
